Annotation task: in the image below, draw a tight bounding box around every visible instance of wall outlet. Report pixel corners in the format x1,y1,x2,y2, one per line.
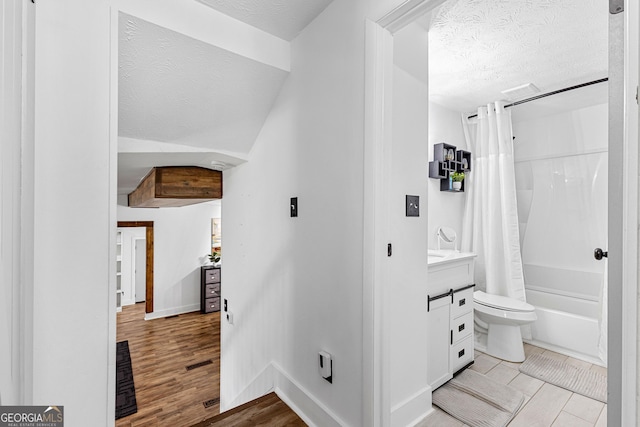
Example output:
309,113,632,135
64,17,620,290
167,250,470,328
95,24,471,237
319,351,332,383
406,195,419,217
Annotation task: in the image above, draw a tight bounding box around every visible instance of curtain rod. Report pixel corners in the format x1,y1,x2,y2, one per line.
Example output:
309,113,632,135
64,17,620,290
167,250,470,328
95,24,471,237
466,77,608,119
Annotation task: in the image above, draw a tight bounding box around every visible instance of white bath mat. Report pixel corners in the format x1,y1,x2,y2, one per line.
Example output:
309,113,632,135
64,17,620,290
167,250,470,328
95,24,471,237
432,369,524,427
519,353,607,403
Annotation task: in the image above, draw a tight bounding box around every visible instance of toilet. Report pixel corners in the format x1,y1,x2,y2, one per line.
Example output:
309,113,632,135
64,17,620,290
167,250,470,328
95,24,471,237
473,290,537,362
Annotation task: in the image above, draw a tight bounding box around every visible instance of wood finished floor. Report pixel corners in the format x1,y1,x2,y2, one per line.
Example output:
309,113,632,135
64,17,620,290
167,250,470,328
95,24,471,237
116,303,221,427
193,392,306,427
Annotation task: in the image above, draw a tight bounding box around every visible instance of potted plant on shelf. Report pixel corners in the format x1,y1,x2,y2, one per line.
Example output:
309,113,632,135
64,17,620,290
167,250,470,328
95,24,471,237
207,251,221,266
451,171,465,191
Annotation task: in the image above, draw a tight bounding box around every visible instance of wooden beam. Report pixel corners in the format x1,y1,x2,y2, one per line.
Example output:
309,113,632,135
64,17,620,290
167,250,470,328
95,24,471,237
128,166,222,208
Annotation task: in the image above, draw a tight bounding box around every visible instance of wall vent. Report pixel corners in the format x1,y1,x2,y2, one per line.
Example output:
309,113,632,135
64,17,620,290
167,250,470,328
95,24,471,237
501,83,540,101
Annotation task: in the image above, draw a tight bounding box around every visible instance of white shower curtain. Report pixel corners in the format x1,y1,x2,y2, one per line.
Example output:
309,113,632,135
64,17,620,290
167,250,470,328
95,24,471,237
461,101,526,302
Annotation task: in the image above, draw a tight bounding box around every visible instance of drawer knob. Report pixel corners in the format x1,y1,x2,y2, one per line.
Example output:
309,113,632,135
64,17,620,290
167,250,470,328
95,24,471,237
459,298,466,306
458,323,465,332
458,349,465,358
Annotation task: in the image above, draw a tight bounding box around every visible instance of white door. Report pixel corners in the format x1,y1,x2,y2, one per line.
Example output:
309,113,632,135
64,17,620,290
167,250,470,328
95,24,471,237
134,238,146,302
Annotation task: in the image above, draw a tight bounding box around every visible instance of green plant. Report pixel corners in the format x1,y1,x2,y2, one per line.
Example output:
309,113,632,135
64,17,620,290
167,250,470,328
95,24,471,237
207,251,221,263
451,171,465,182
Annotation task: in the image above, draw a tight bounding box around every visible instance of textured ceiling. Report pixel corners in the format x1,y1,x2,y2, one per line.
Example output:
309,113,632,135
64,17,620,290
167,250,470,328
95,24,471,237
195,0,334,41
119,13,289,154
117,1,334,196
428,0,608,112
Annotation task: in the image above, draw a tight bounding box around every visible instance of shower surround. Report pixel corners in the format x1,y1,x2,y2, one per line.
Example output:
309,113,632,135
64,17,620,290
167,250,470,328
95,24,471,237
513,102,608,365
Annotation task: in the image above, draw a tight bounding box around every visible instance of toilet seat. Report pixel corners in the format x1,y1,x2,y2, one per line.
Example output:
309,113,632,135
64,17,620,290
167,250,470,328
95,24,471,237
474,291,534,313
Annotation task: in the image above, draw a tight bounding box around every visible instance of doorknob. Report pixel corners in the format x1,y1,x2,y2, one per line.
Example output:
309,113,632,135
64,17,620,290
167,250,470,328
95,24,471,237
594,248,608,260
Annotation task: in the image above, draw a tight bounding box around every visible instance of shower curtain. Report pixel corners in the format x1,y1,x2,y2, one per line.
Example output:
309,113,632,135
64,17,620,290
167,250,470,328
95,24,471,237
461,101,526,301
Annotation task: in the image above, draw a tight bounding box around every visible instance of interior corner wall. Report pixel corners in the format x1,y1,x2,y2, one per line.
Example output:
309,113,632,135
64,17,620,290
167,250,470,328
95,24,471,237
428,102,467,249
32,0,112,424
220,0,367,425
117,200,221,317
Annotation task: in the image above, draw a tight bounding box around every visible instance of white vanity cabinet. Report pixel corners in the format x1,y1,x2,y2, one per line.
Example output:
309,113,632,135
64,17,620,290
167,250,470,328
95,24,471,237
427,252,476,390
450,285,475,372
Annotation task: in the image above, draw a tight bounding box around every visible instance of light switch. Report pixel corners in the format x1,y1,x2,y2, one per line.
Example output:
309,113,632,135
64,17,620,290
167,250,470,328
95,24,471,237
406,195,419,217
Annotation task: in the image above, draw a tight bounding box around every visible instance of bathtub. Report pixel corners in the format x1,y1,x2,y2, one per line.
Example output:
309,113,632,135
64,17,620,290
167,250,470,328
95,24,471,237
525,288,604,366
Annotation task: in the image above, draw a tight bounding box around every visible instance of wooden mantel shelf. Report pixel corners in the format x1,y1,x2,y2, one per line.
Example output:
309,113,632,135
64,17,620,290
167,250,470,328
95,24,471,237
128,166,222,208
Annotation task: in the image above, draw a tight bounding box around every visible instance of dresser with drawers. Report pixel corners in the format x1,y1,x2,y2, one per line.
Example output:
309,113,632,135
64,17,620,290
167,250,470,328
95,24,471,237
201,266,221,313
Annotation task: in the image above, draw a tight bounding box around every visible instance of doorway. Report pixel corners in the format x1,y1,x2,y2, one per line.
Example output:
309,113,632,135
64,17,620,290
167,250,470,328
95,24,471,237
364,0,638,425
134,238,146,303
117,221,154,313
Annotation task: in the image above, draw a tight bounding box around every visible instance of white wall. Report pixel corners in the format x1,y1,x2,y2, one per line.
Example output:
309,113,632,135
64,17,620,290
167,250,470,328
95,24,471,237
221,0,369,425
32,0,112,424
428,102,467,249
117,199,221,318
512,104,608,161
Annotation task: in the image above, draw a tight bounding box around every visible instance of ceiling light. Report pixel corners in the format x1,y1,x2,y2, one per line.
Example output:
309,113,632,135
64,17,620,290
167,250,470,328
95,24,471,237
210,161,227,171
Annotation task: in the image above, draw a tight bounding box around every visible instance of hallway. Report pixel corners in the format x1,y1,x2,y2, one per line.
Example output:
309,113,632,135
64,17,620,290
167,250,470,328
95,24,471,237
116,304,220,426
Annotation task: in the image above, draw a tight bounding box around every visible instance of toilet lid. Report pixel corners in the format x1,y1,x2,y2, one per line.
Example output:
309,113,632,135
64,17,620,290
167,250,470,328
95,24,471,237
474,291,535,312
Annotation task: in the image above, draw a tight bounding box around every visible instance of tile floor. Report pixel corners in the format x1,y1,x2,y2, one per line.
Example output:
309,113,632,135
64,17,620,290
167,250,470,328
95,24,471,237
420,343,607,427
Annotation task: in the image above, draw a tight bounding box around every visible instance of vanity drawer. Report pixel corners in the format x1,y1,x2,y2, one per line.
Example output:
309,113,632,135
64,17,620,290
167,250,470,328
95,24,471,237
452,286,474,318
451,336,474,373
204,297,220,313
451,311,473,344
205,283,221,297
205,268,221,284
428,262,474,293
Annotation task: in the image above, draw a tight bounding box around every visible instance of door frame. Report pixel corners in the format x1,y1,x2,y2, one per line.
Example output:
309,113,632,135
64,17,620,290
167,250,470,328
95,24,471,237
608,1,639,425
364,0,637,424
364,2,447,424
117,221,154,313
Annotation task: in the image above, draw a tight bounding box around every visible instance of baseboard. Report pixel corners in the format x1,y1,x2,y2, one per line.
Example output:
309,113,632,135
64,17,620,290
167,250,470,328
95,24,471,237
273,362,346,427
143,304,200,320
222,361,346,426
390,386,432,427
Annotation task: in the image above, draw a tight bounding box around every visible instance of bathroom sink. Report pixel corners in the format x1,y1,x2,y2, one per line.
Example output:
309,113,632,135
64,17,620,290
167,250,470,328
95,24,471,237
428,250,476,266
428,249,457,257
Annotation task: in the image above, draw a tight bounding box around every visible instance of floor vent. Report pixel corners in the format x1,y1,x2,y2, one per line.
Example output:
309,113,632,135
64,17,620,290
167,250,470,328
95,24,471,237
186,359,213,371
203,397,220,409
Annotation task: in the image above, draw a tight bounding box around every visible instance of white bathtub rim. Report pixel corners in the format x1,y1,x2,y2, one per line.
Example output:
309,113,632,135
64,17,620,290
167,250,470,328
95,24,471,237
526,288,600,319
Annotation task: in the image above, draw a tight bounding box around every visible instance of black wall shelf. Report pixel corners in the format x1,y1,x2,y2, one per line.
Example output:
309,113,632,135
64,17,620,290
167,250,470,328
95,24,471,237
428,143,471,192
